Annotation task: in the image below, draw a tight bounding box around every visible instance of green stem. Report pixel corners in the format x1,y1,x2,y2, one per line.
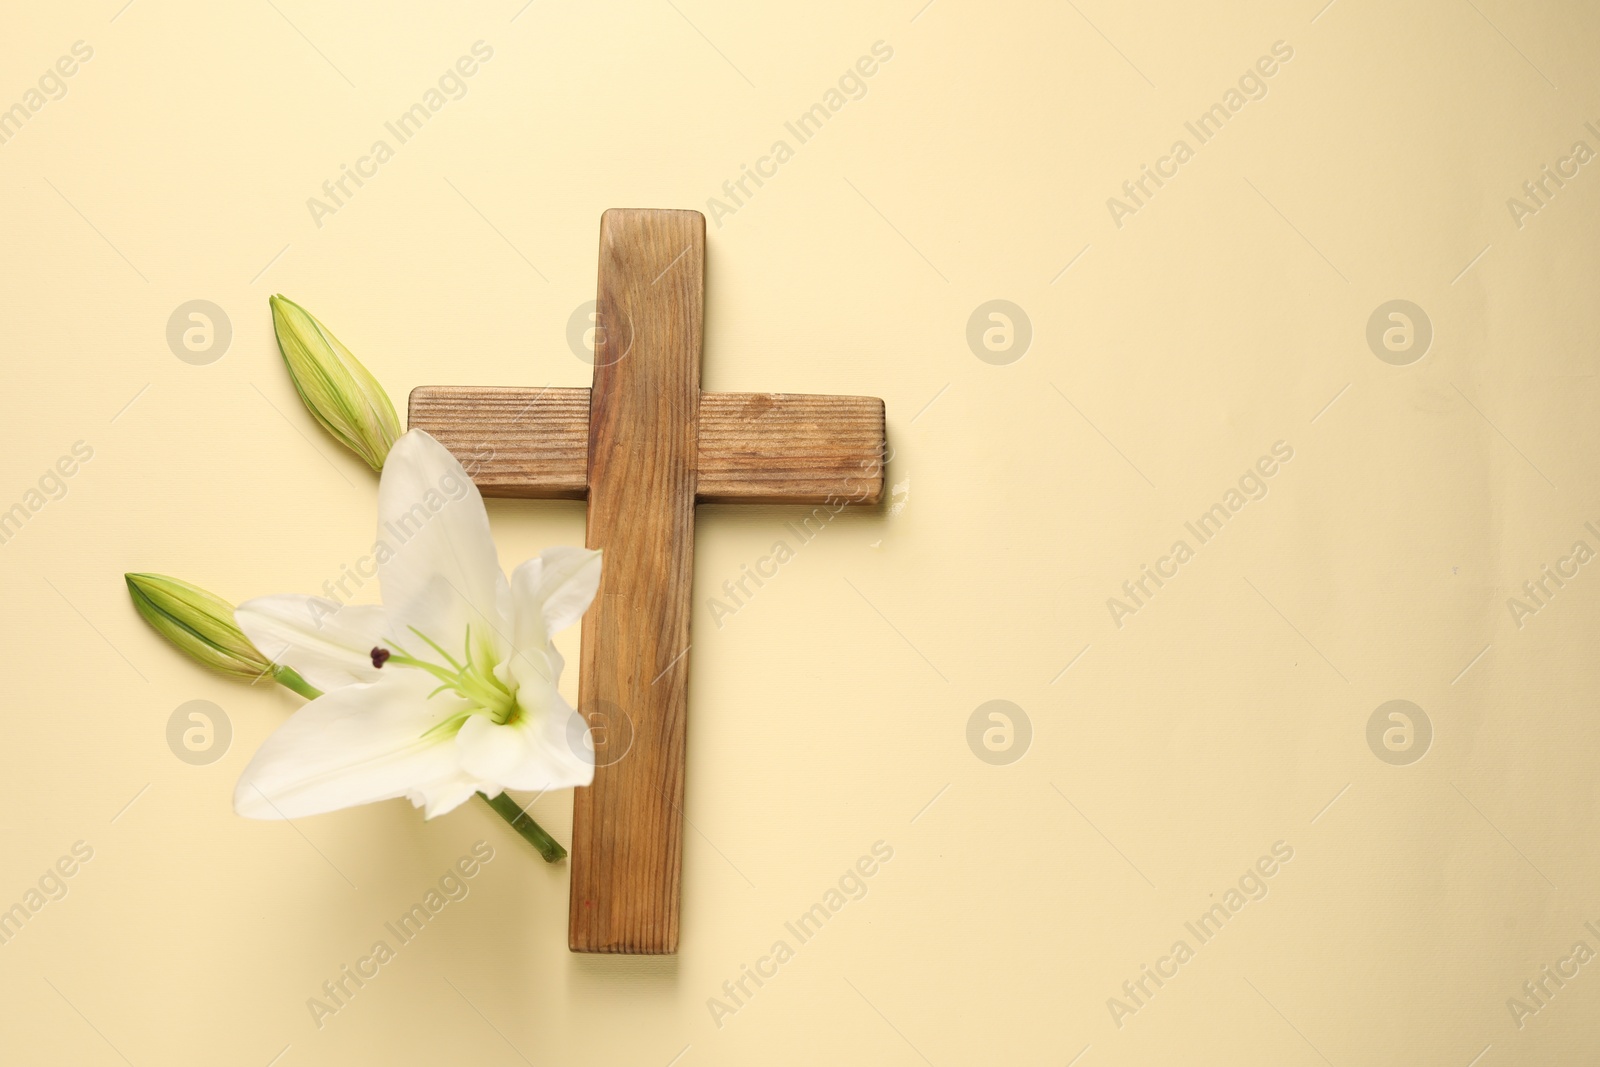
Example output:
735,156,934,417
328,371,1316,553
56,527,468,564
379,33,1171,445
272,665,322,700
479,791,568,862
269,666,566,863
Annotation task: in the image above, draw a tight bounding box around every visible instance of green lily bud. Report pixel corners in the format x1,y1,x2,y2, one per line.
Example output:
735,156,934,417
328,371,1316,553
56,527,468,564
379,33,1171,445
125,572,269,679
269,295,401,471
123,573,318,697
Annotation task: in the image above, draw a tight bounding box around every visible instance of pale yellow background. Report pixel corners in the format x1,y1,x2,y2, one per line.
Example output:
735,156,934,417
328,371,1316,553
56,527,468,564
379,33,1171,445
1,0,1598,1063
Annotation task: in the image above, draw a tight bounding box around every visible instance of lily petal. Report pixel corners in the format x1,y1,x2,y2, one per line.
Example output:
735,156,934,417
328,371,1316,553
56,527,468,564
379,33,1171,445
235,670,481,820
235,595,390,692
377,430,510,660
507,547,601,684
502,659,596,790
510,546,603,640
455,714,529,782
407,779,487,819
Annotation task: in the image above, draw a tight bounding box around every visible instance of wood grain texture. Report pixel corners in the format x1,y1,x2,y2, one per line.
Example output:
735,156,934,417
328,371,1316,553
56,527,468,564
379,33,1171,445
407,387,590,499
569,208,703,954
409,388,886,505
697,392,886,505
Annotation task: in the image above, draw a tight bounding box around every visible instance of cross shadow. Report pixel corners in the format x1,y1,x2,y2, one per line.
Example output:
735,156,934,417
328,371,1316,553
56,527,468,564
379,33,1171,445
569,953,680,979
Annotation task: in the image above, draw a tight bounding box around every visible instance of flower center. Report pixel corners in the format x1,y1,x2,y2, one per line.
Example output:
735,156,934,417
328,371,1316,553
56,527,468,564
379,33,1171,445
370,625,518,729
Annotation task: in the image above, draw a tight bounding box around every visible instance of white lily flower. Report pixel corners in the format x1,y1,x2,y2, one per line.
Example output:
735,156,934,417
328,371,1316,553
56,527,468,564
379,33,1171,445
233,429,601,821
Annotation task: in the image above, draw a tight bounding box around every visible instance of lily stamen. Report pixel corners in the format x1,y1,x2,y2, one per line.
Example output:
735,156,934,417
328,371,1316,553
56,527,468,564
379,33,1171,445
375,625,517,724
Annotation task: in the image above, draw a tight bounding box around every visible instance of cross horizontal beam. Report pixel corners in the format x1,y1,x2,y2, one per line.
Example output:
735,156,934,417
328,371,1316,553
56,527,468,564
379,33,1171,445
409,386,886,505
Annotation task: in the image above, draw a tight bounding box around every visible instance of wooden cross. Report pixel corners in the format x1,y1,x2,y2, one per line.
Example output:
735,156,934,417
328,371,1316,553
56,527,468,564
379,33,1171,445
408,209,887,953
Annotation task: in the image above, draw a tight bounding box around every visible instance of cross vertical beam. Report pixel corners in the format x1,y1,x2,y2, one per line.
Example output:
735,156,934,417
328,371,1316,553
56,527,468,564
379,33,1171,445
569,209,703,953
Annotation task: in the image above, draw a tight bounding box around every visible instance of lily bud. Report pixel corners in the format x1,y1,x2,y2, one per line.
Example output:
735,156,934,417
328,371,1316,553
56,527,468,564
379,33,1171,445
269,295,401,471
125,572,271,680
